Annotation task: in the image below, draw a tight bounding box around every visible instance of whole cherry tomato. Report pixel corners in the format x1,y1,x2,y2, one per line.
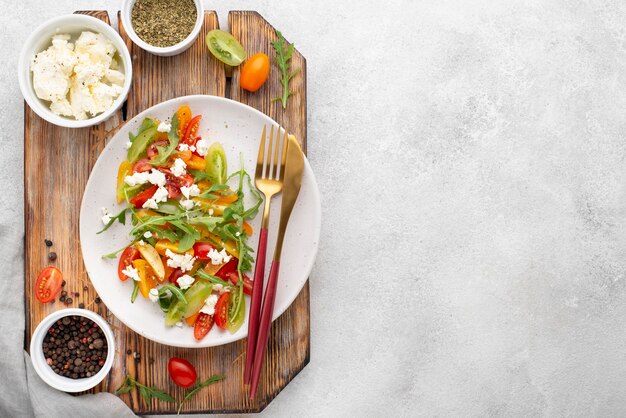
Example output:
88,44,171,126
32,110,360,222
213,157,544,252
168,357,197,388
240,53,270,92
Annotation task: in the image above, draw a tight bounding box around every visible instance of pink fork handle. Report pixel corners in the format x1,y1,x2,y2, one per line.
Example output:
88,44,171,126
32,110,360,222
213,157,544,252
249,260,280,399
244,228,268,384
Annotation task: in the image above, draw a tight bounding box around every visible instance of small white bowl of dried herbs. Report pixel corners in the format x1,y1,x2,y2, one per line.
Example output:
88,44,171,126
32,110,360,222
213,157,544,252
121,0,204,56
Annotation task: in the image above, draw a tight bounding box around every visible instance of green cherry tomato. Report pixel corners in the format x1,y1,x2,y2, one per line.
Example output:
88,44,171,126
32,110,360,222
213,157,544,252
227,284,245,334
165,280,213,326
205,142,227,185
205,30,246,66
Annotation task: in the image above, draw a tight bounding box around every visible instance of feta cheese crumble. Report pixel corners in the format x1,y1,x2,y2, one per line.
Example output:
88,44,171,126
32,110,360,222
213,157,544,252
157,121,171,133
199,294,219,315
180,184,200,199
122,265,140,282
148,288,159,303
143,231,153,239
195,138,209,156
142,185,168,209
176,274,195,290
176,321,183,328
165,249,196,272
170,158,187,177
101,207,111,225
126,141,133,149
124,168,166,187
180,199,195,210
207,248,232,265
30,31,125,120
178,143,196,152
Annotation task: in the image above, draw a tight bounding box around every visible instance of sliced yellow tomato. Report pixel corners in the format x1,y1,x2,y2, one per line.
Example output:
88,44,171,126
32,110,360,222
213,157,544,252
191,197,228,216
197,180,211,192
162,257,173,283
206,232,240,259
135,241,165,281
186,154,206,171
135,209,159,219
116,160,132,203
215,192,238,205
154,239,195,257
172,150,192,162
242,222,253,237
133,259,158,298
185,312,200,326
177,105,192,137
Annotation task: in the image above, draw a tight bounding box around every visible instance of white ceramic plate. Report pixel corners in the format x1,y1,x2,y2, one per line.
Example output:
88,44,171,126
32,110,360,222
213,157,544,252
80,95,320,348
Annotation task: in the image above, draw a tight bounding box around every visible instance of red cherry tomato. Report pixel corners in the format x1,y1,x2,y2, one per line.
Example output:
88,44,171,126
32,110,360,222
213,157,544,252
240,53,270,93
35,267,63,303
192,242,216,262
215,259,253,295
214,292,230,330
146,140,168,159
168,268,185,285
132,158,152,173
182,115,201,146
193,313,214,340
168,357,197,388
117,246,140,281
158,168,194,199
129,185,158,208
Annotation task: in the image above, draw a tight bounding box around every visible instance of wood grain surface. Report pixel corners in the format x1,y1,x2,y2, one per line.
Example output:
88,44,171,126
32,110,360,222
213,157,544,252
24,10,309,414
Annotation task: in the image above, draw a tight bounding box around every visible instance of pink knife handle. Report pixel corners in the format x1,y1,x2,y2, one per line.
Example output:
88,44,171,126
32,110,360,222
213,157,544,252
244,227,268,384
249,260,280,399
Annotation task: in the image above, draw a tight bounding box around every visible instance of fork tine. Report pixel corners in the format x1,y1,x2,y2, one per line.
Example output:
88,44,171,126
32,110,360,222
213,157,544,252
279,126,288,180
272,126,281,179
266,126,275,179
256,126,267,180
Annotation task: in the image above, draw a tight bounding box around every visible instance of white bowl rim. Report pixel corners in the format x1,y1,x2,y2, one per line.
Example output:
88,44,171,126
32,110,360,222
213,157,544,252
17,14,132,129
120,0,205,55
29,308,115,393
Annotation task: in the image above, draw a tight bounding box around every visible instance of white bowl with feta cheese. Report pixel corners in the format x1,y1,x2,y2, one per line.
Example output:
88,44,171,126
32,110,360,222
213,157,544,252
18,14,132,128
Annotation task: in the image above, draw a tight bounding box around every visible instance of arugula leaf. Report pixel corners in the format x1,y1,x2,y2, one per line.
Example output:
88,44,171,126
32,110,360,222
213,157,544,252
271,30,300,109
159,284,187,304
101,245,129,259
97,208,128,234
131,281,139,303
115,375,176,406
194,269,231,287
177,374,225,415
198,184,230,200
189,216,223,232
150,113,180,167
178,232,196,253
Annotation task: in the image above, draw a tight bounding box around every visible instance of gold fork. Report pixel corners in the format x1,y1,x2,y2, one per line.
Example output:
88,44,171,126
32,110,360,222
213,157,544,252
244,125,288,384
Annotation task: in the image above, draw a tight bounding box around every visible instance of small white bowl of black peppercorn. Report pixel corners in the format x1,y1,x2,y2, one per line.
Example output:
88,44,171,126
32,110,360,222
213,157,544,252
30,309,115,392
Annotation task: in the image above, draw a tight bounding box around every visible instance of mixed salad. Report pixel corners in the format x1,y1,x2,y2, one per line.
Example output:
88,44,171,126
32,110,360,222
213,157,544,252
100,105,261,341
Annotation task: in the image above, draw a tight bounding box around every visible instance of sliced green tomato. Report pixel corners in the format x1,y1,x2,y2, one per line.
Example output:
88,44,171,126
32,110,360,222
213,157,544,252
123,184,145,200
165,280,213,326
127,123,157,163
227,284,245,334
156,199,183,215
205,30,246,66
205,142,227,185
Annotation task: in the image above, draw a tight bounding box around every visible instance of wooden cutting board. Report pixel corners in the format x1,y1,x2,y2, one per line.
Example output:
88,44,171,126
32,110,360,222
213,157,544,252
24,10,309,414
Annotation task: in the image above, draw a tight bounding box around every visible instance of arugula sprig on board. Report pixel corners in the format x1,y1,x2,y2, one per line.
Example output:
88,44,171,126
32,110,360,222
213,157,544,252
271,30,300,109
116,374,176,405
177,374,226,415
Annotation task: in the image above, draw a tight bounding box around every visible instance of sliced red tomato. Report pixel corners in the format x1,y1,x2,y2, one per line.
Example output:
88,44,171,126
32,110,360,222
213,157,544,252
182,115,201,146
35,267,63,303
216,259,253,295
193,313,214,340
129,185,158,208
168,267,185,285
192,242,216,262
132,158,152,173
214,292,230,330
118,246,140,281
159,168,194,199
168,357,197,388
146,140,168,159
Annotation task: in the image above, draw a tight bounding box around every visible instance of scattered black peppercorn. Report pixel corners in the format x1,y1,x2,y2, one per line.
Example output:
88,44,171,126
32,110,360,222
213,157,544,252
44,239,53,247
65,297,73,305
126,349,132,355
59,296,66,302
61,280,66,287
61,290,67,297
48,252,57,261
83,285,88,291
42,315,107,379
74,292,80,298
95,297,101,304
78,303,85,309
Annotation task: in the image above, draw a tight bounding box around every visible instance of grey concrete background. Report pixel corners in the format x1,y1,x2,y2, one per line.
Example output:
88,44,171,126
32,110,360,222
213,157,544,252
3,0,626,416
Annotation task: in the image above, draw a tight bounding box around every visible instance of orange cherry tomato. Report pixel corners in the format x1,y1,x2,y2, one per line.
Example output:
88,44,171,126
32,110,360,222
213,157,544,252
240,53,270,93
176,105,192,138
